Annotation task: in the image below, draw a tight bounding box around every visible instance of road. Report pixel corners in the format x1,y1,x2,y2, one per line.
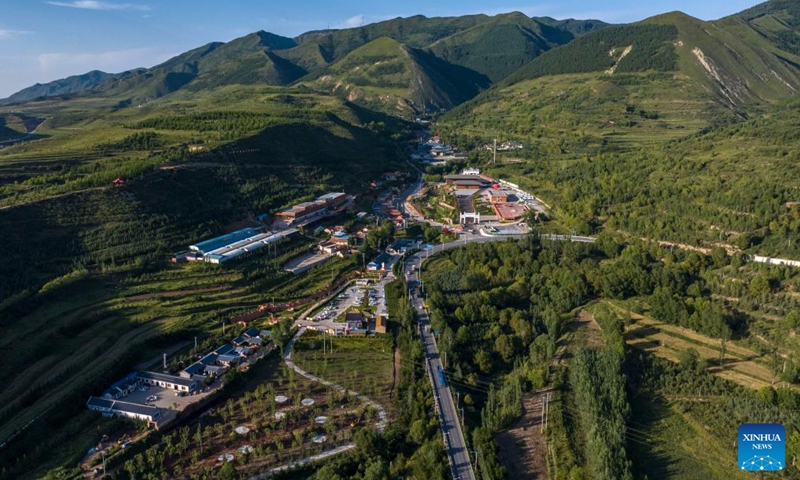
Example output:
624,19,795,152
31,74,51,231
405,241,474,480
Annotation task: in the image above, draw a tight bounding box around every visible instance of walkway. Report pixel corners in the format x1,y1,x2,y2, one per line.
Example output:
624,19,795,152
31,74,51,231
247,326,388,479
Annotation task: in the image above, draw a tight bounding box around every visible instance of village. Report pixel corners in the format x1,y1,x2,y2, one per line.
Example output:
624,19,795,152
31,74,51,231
81,127,551,478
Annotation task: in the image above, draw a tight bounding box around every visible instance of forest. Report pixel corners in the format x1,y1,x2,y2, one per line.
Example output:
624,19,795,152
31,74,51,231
420,234,800,479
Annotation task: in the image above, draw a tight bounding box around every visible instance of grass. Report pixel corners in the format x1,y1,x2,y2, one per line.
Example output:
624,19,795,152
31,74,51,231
627,394,754,480
292,331,396,413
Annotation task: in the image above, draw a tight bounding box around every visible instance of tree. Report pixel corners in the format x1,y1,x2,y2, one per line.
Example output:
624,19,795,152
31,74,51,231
678,348,706,374
218,461,237,480
749,275,772,296
494,334,516,363
474,349,493,374
272,318,295,352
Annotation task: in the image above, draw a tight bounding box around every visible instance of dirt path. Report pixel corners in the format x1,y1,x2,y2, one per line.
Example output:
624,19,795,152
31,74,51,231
495,391,549,480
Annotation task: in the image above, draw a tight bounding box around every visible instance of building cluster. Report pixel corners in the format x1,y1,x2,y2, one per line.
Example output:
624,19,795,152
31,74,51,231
444,173,493,191
87,328,272,426
367,238,420,271
442,169,532,224
410,136,466,164
173,192,350,265
324,309,387,337
275,192,349,225
318,231,351,256
484,141,524,151
374,191,406,227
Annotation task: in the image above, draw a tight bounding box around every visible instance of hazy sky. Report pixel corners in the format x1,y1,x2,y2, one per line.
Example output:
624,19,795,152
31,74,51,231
0,0,763,97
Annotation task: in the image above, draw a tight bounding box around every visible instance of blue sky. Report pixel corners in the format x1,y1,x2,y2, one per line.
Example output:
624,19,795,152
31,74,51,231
0,0,762,97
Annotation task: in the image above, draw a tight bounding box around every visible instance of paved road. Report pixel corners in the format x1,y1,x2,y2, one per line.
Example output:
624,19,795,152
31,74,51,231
405,242,476,480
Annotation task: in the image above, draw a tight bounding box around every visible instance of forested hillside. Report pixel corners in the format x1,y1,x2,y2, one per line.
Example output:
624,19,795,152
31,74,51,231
421,236,800,479
301,37,491,113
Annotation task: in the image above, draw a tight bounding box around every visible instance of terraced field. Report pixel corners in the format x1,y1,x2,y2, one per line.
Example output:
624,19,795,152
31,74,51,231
603,301,790,391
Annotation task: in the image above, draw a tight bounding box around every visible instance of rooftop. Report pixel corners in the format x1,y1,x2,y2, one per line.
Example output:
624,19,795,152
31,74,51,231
87,396,160,417
138,371,197,388
190,228,259,254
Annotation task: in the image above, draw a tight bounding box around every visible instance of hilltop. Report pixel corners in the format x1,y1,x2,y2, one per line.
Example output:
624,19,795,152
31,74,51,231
301,37,491,113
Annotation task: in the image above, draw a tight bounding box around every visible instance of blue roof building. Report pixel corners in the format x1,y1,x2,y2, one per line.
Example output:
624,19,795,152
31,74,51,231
190,228,259,254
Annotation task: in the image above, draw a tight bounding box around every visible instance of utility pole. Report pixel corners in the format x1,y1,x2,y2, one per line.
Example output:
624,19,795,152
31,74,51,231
194,336,198,351
460,407,465,427
162,353,167,370
222,320,226,336
541,392,548,433
545,392,550,433
101,450,106,477
493,138,497,165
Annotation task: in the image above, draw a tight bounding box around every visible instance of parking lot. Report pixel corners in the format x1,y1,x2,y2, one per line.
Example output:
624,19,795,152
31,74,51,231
125,382,218,411
302,274,393,333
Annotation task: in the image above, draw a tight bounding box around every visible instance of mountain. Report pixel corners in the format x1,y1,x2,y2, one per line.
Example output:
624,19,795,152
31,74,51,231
91,33,304,102
427,12,609,82
487,9,800,116
0,70,119,105
286,14,491,72
533,16,609,36
438,0,800,252
0,13,607,110
301,37,491,113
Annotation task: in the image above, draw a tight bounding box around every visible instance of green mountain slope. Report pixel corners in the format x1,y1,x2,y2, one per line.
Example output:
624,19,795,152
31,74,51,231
1,13,606,109
0,71,119,105
470,9,800,122
425,12,569,82
285,14,491,71
439,2,800,253
94,33,304,103
735,0,800,55
301,37,490,113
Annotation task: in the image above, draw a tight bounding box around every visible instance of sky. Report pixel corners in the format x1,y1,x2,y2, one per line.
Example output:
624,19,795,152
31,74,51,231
0,0,764,98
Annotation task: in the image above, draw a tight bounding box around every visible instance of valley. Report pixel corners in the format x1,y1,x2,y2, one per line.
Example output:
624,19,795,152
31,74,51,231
2,1,800,479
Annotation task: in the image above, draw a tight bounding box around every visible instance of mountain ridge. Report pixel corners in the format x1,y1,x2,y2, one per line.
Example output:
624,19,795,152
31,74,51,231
0,13,607,109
